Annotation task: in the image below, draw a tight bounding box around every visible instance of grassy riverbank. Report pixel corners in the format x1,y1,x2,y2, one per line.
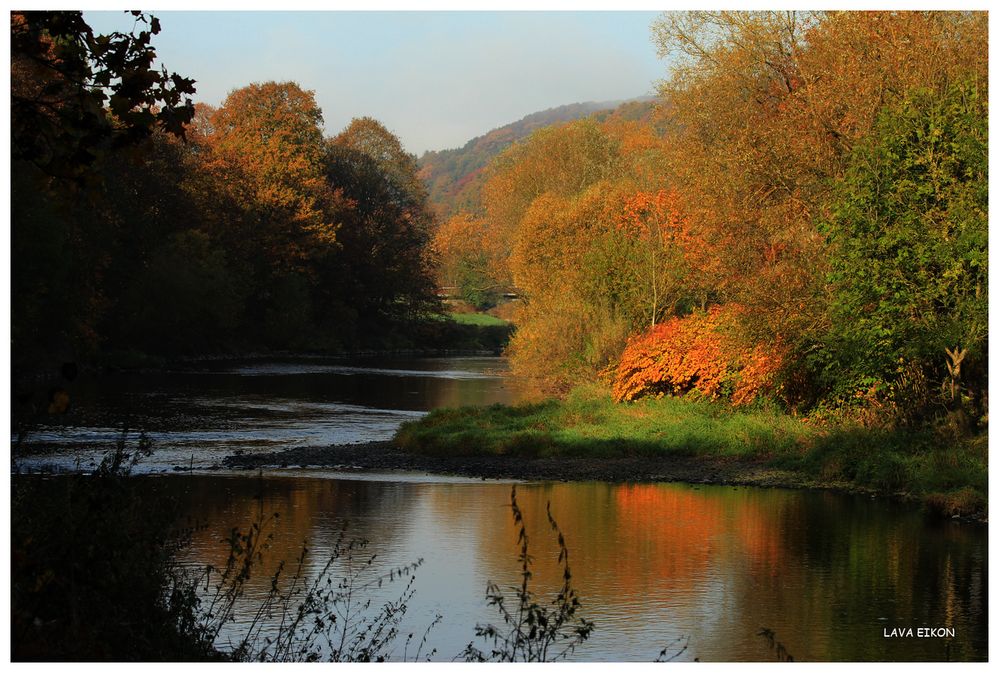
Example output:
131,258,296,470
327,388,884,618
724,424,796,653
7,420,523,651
395,385,987,518
447,311,511,327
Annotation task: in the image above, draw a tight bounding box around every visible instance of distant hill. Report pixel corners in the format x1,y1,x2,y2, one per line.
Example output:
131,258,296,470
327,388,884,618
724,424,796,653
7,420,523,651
419,97,659,218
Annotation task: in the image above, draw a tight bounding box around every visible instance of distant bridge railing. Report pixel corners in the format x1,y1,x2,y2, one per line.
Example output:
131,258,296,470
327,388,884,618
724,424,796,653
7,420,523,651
437,286,520,300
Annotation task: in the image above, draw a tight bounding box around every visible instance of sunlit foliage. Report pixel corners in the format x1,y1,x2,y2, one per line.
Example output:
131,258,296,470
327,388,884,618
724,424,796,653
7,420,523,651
612,306,786,406
816,80,988,420
431,213,501,308
650,10,987,418
476,10,987,425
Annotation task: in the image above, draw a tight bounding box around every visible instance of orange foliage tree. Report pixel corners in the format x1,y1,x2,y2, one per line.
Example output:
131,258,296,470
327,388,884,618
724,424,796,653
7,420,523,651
652,10,988,358
476,118,681,388
615,189,719,327
196,81,337,272
506,182,638,387
430,212,506,307
480,119,625,288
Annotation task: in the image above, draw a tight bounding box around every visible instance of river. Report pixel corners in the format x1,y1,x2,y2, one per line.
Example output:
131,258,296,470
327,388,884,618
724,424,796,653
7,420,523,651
11,356,988,661
13,356,518,474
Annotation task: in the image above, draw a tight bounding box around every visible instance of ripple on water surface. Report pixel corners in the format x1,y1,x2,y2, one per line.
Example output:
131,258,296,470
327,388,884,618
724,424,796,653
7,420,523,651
13,357,519,475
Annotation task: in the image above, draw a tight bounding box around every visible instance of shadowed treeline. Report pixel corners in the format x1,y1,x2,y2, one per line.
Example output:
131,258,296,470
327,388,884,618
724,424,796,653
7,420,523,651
12,12,444,377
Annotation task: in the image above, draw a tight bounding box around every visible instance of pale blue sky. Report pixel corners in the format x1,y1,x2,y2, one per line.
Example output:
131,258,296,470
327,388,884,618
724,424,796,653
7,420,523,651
84,11,668,155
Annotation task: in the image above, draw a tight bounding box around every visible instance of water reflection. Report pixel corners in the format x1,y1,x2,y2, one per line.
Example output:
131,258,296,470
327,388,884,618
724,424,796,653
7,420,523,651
154,475,986,662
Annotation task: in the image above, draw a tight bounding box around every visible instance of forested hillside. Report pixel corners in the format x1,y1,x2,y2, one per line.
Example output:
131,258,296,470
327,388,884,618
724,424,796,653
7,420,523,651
418,98,657,217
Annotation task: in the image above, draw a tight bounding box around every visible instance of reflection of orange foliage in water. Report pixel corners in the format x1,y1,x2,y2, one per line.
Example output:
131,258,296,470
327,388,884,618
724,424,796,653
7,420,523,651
182,483,337,582
611,484,727,592
427,482,791,606
613,485,788,589
179,479,406,594
731,503,785,575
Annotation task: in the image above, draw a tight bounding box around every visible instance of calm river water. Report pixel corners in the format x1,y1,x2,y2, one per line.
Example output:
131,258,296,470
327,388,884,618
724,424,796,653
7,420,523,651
14,356,518,473
12,357,988,661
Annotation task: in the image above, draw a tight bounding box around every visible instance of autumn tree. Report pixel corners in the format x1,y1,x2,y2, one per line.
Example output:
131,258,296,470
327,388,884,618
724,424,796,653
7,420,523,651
506,182,637,386
494,121,627,387
11,11,195,182
88,126,248,354
649,10,987,413
200,81,336,271
481,119,623,287
651,11,830,351
314,120,439,343
470,115,680,387
11,10,196,368
334,117,434,232
431,213,501,308
616,190,698,328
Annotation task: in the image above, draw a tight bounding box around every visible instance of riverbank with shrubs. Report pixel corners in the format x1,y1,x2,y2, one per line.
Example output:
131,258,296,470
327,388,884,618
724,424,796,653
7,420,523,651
391,385,987,520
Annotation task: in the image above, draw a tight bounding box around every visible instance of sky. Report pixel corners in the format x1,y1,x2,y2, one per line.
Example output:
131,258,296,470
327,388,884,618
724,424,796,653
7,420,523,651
83,10,668,155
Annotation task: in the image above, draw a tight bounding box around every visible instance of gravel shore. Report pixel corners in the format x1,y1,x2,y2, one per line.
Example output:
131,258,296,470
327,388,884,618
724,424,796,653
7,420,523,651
222,440,828,489
220,442,990,522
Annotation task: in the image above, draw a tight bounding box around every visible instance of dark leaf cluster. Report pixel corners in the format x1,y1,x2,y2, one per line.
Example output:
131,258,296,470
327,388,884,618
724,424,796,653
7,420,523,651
11,10,196,182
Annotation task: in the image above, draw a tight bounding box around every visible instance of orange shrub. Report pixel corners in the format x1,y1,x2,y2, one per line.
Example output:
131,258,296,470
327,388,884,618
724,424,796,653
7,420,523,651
731,343,787,407
612,305,786,405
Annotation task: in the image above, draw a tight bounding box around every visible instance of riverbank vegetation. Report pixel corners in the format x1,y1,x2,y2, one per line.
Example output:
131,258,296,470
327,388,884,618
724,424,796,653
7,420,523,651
427,11,986,506
11,438,219,660
395,385,986,518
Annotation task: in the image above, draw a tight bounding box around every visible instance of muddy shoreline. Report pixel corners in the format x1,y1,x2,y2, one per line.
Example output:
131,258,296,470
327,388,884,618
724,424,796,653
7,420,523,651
221,441,989,524
223,440,847,490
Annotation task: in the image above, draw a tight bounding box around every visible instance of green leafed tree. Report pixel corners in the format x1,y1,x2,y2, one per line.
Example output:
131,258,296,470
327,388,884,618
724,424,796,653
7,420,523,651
316,122,440,343
817,81,988,419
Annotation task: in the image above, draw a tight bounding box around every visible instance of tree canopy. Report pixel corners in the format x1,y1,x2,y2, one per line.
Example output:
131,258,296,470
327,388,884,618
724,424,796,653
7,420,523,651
11,11,196,182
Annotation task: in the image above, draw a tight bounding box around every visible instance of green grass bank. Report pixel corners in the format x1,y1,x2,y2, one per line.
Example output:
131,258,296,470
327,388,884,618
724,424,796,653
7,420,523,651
395,385,987,519
447,311,510,327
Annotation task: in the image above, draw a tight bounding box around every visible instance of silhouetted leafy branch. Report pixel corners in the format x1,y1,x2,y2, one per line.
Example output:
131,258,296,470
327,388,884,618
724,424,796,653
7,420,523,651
462,485,595,662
